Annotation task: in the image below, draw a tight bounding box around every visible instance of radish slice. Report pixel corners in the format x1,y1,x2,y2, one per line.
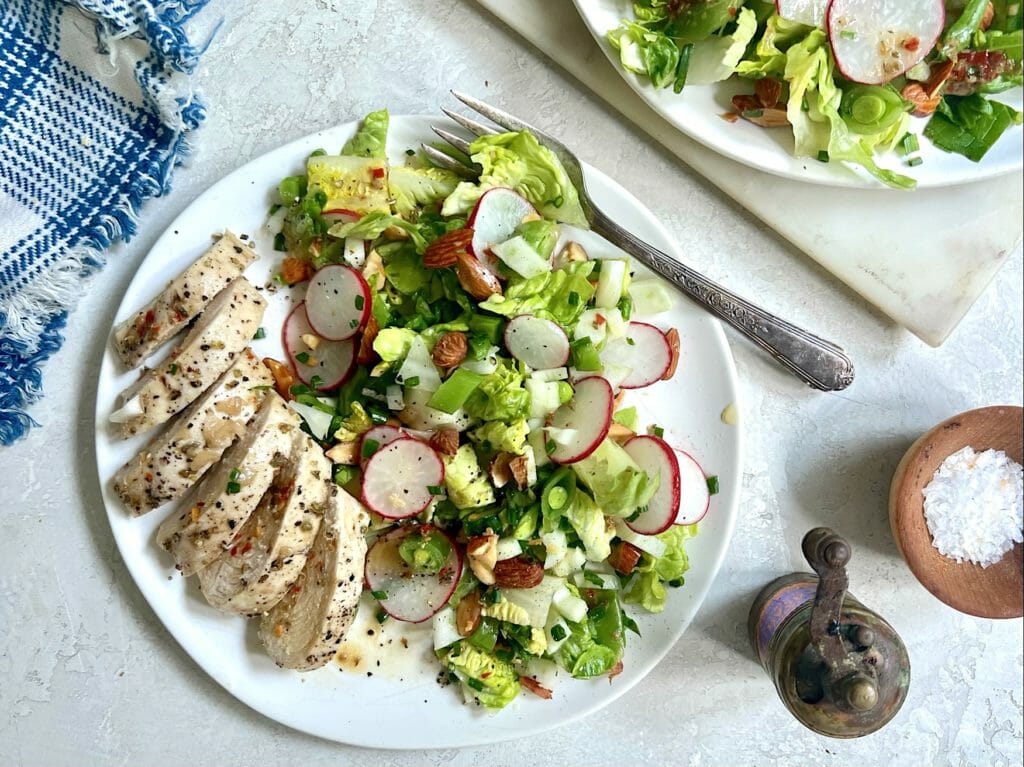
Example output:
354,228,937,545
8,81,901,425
623,435,680,535
674,449,711,525
546,376,613,464
283,302,355,390
775,0,827,27
504,315,570,370
828,0,944,85
600,322,672,389
360,437,444,519
360,424,406,465
467,188,537,273
365,524,462,623
304,264,370,341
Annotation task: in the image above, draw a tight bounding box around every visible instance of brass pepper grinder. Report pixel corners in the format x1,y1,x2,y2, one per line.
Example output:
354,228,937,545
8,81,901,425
748,527,911,738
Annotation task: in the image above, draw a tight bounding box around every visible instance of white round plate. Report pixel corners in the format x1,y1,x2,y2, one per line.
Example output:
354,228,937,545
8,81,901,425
574,0,1023,189
93,115,743,748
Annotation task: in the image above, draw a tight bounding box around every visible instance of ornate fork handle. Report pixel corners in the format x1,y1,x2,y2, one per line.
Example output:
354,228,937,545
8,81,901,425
591,209,855,392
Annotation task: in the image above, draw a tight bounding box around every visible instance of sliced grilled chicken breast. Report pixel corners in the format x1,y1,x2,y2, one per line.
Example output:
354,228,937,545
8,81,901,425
113,231,256,368
157,393,300,576
113,350,272,515
198,434,331,616
259,486,369,671
111,277,266,439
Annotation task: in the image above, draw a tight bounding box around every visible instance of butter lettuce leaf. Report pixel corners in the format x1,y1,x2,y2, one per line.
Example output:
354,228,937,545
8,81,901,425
464,361,531,423
571,438,658,518
478,262,595,327
441,131,588,226
622,524,697,613
342,108,388,158
441,642,520,709
389,165,461,217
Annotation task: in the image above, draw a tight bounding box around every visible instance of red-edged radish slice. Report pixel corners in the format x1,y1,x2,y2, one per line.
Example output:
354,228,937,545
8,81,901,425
600,322,672,389
304,264,370,341
321,208,360,224
467,188,537,273
360,437,444,519
828,0,944,85
283,302,356,390
546,376,613,464
365,524,462,623
359,424,406,466
674,449,711,525
504,315,570,370
623,435,680,535
775,0,827,27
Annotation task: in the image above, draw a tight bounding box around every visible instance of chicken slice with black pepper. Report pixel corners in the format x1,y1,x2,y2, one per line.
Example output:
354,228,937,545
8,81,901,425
113,349,272,515
157,392,299,576
198,432,331,616
112,231,256,369
111,277,266,439
259,486,369,671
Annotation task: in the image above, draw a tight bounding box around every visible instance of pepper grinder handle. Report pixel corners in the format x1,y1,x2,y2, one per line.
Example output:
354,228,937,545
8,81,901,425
801,528,878,711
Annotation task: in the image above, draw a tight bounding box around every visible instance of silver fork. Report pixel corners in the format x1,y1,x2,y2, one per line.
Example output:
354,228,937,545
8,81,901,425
423,91,855,392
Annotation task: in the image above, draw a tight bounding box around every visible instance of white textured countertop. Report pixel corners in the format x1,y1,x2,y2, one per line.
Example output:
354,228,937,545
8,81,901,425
1,1,1021,765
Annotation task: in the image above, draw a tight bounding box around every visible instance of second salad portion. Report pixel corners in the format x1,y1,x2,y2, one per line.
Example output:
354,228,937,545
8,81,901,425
606,0,1023,188
265,109,716,709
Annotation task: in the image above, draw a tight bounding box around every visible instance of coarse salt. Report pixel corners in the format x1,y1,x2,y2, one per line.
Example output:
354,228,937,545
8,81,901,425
922,446,1024,568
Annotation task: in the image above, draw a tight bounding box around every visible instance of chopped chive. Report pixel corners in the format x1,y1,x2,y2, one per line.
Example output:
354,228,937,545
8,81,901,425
226,475,241,494
466,678,485,692
362,438,380,458
354,294,365,310
567,291,580,306
706,475,720,495
839,29,856,40
168,363,178,374
375,608,389,623
626,337,636,346
228,468,241,482
349,318,359,328
652,425,665,438
309,375,324,390
370,589,388,601
583,570,604,586
545,440,556,455
252,327,266,340
550,624,566,641
902,132,920,155
908,156,923,167
268,203,282,216
295,351,310,364
668,577,685,588
333,465,357,486
622,613,641,637
309,148,327,157
427,484,444,495
817,150,830,163
273,232,287,252
485,589,502,604
405,375,420,388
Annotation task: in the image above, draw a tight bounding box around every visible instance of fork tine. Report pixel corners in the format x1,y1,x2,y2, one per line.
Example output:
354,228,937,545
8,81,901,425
441,107,498,137
450,90,537,135
431,125,473,155
419,143,477,178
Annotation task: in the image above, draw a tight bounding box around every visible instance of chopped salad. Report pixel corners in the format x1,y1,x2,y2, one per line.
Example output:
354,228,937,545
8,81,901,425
265,109,715,709
606,0,1023,188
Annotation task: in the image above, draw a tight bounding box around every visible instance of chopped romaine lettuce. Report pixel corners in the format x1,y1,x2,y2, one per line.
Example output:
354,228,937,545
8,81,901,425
924,93,1023,162
623,524,697,613
571,438,658,517
443,445,496,509
440,642,520,709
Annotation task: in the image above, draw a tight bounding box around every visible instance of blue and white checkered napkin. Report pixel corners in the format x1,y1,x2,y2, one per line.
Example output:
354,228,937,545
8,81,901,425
0,0,216,445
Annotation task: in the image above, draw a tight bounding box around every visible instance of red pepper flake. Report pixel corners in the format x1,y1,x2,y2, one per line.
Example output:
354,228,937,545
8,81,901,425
520,676,553,699
608,660,624,683
290,584,303,594
721,112,741,123
371,167,386,179
594,314,606,327
903,36,920,52
241,541,254,555
480,671,492,679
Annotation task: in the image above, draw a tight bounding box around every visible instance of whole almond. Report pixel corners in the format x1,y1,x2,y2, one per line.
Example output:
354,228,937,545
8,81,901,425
455,591,482,636
492,556,544,589
432,331,467,369
663,328,681,380
423,228,473,269
428,428,460,456
454,250,502,300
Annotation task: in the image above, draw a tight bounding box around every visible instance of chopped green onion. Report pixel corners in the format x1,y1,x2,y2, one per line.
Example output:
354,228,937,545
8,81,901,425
706,475,720,495
902,133,920,155
168,363,178,374
362,438,380,458
309,375,324,390
484,588,502,604
582,570,604,586
570,337,602,371
295,351,310,365
468,618,499,653
427,484,444,495
545,440,556,455
333,465,357,486
405,376,421,388
652,425,665,438
550,624,566,641
252,327,266,340
626,337,636,346
354,294,365,311
273,233,287,252
370,589,388,601
668,578,685,588
465,677,485,692
405,148,416,156
375,608,389,624
839,29,856,40
226,481,241,495
308,148,327,158
817,150,830,163
908,156,923,167
567,291,580,307
427,368,484,414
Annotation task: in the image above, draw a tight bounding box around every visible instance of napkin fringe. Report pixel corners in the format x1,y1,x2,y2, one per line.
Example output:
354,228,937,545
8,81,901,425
0,132,194,445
